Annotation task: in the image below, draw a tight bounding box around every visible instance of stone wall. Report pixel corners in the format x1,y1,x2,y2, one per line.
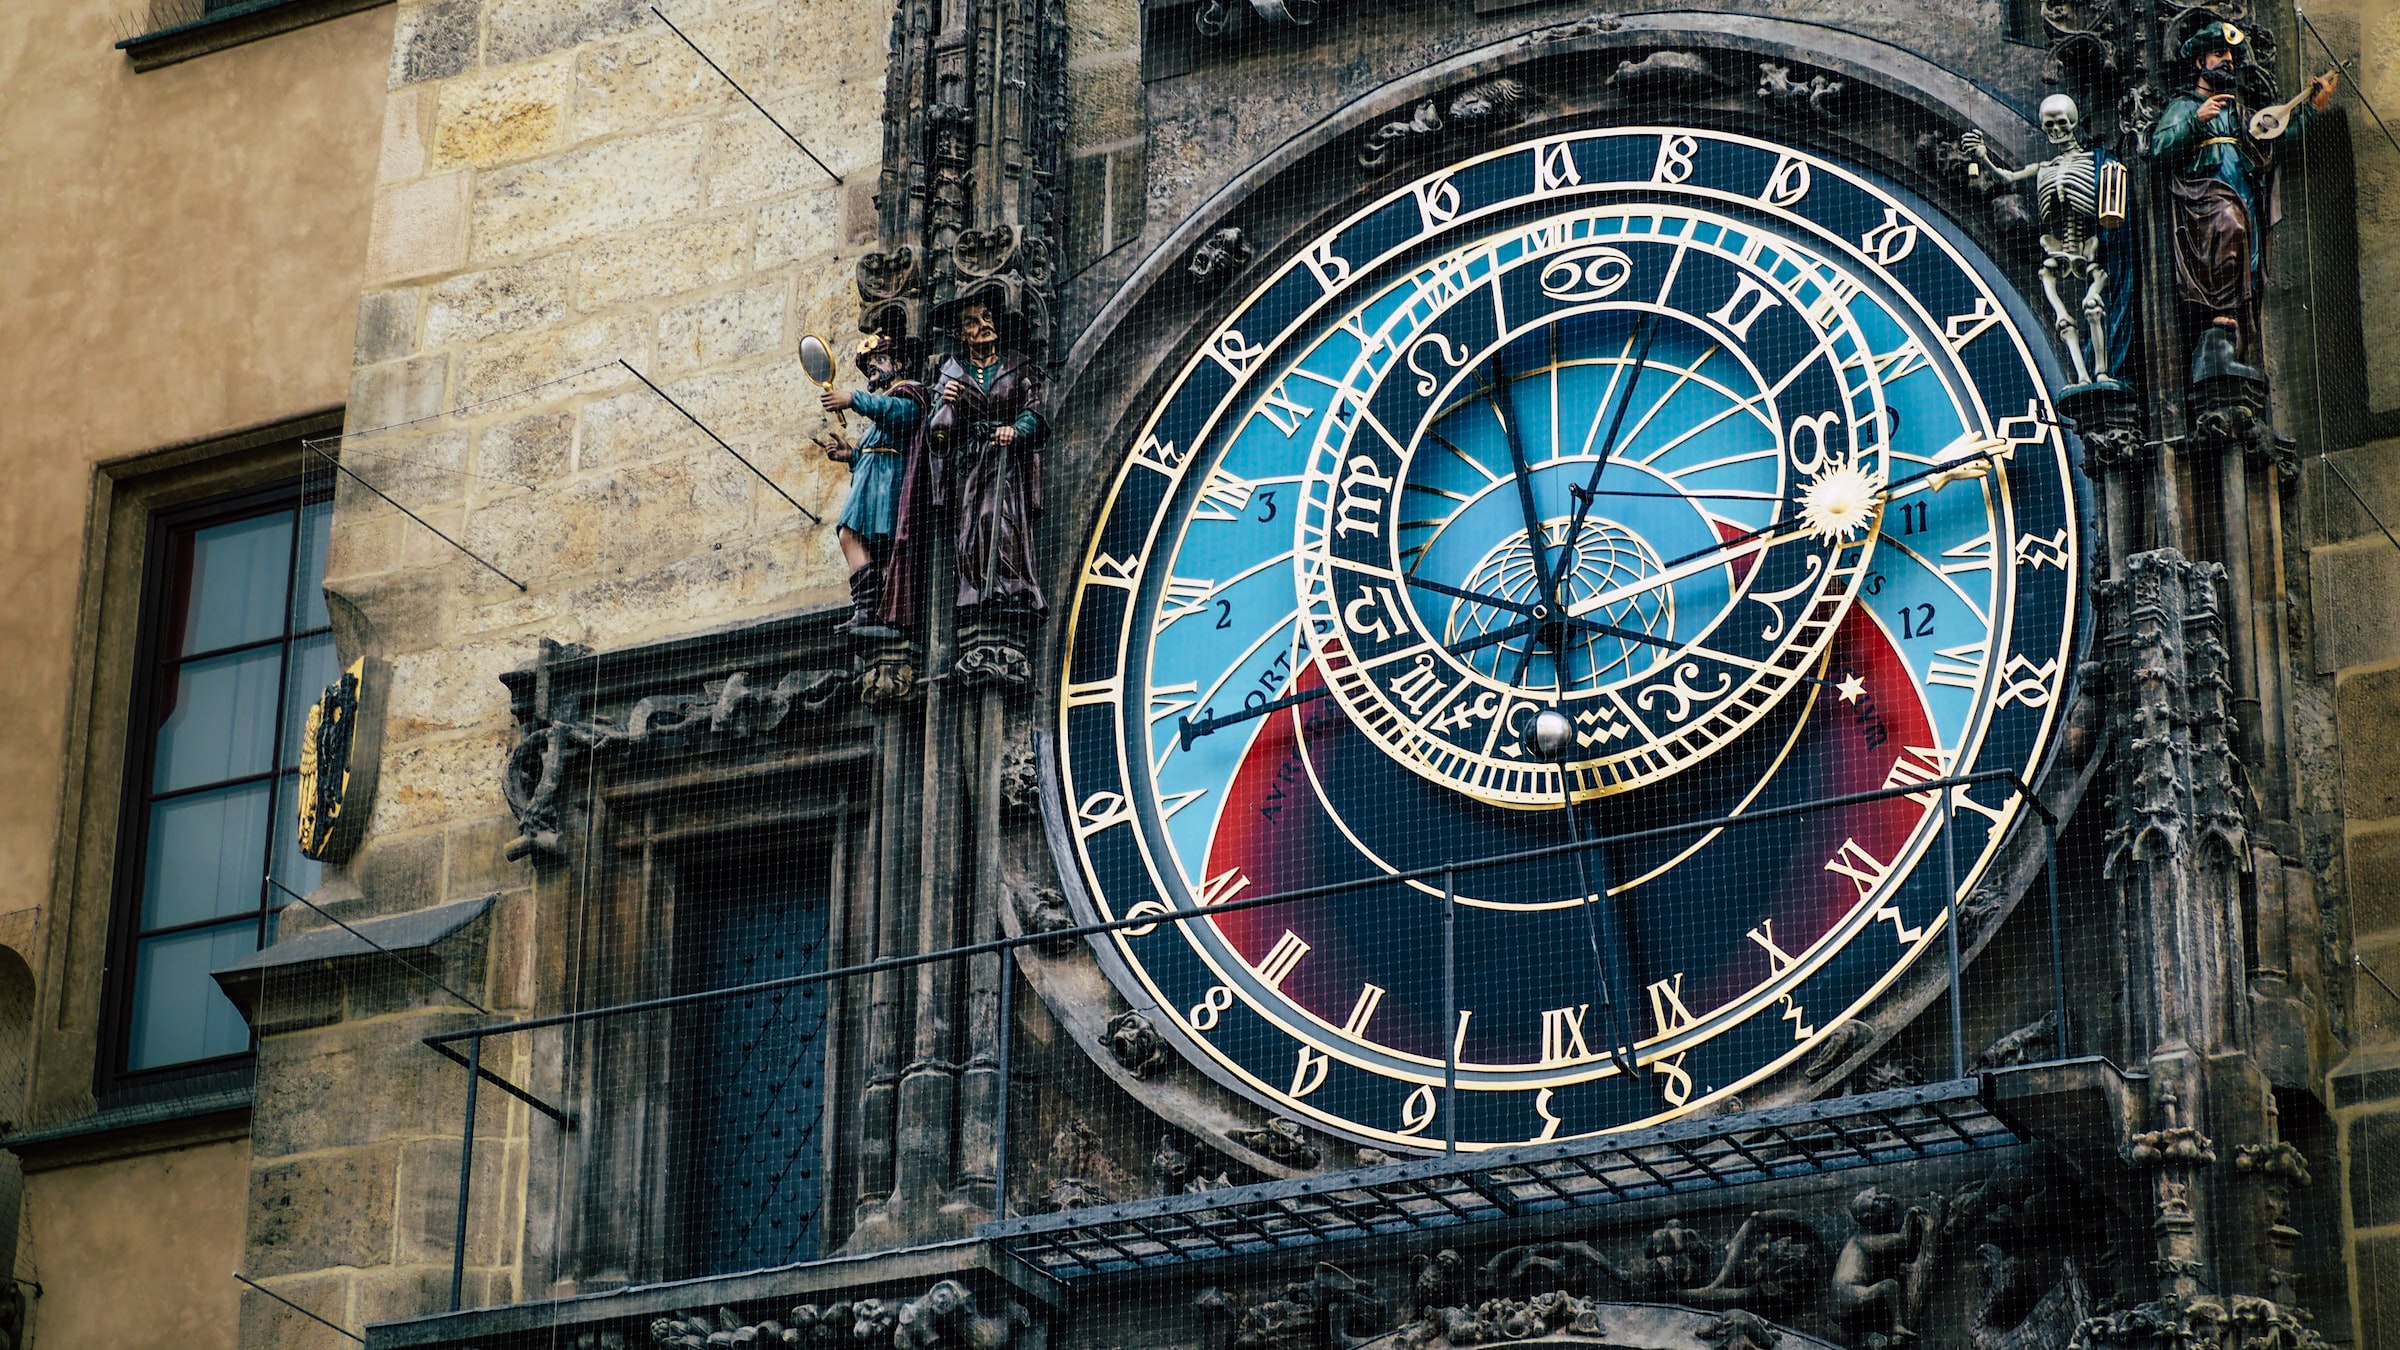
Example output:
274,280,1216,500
2302,1,2400,1341
255,0,891,1335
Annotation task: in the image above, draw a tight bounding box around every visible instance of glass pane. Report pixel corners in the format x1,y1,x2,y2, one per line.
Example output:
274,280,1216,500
282,634,339,770
126,922,258,1070
293,499,331,633
270,772,324,900
176,512,294,655
153,646,280,792
142,781,271,930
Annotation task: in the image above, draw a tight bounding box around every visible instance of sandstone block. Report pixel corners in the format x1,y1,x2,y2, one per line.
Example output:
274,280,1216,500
325,509,410,585
647,352,816,448
348,356,452,433
446,815,532,900
1068,0,1140,56
470,123,707,262
254,1011,496,1160
366,725,518,838
573,13,773,141
380,85,432,185
2313,538,2400,673
432,57,573,170
423,254,575,347
576,384,690,471
480,885,541,1010
752,191,840,271
460,468,627,581
395,1137,514,1267
366,171,472,285
247,1145,402,1278
2306,439,2400,548
351,1264,510,1331
577,213,750,309
732,528,848,610
2353,819,2400,940
619,449,761,556
237,1270,352,1350
704,83,878,207
475,409,576,489
657,280,788,375
346,429,471,514
386,638,524,740
486,0,656,68
1067,52,1144,148
450,312,646,410
355,288,423,365
350,828,449,920
2339,665,2400,821
324,566,456,657
770,0,886,88
390,0,477,86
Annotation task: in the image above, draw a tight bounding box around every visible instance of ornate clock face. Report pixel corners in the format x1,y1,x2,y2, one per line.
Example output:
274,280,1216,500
1056,126,2084,1150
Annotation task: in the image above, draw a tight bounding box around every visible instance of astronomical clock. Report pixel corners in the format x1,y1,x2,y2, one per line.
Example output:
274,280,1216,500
1053,125,2086,1152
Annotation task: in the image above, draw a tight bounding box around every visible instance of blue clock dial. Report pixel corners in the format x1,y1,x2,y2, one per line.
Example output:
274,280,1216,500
1057,127,2085,1151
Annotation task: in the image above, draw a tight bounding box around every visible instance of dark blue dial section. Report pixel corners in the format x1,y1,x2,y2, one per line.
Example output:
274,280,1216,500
1056,126,2087,1151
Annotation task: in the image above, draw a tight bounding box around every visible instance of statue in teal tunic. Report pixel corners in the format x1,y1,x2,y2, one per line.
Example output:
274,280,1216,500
2153,20,2338,384
817,332,927,637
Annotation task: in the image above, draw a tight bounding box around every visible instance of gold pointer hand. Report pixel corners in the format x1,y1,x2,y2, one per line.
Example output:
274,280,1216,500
1564,527,1799,618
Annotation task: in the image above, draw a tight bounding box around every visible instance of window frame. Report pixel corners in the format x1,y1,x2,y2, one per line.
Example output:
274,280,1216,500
95,477,333,1098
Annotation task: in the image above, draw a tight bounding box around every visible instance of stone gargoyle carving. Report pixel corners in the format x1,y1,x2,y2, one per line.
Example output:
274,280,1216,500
1106,1009,1171,1078
1197,1264,1389,1350
648,1285,1026,1350
1228,1115,1323,1169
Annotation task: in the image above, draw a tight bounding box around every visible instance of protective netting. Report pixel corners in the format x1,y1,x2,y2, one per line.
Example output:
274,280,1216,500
215,5,2397,1350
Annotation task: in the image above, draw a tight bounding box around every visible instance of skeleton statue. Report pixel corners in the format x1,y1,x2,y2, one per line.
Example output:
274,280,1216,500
1962,96,2128,386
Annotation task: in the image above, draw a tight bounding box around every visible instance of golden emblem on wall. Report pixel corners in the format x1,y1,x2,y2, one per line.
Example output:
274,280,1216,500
296,656,385,864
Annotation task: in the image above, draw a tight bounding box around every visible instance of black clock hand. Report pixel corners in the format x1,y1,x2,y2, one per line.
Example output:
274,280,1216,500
1482,354,1563,603
1558,769,1641,1076
1559,313,1659,571
1173,616,1545,749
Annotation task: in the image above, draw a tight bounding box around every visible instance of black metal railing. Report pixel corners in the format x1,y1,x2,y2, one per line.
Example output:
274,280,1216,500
419,768,2074,1311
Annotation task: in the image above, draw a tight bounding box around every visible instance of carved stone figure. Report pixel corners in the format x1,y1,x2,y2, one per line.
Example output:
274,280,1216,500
1972,1011,2063,1070
2151,20,2339,385
1675,1211,1827,1314
1696,1311,1780,1350
1197,1265,1388,1350
1829,1188,1929,1341
895,1281,1025,1350
817,333,929,637
1106,1009,1171,1077
880,294,1049,684
1356,80,1535,169
1229,1115,1323,1169
1190,227,1255,292
1608,51,1724,99
1479,1241,1637,1297
1012,884,1075,947
1642,1218,1718,1294
651,1289,1023,1350
1755,62,1840,118
1963,96,2131,387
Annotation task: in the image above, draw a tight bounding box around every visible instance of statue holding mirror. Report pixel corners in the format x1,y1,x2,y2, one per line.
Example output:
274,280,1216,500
879,288,1049,684
804,332,928,638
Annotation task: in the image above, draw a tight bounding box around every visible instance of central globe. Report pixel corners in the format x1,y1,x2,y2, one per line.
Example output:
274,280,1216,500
1445,518,1670,687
